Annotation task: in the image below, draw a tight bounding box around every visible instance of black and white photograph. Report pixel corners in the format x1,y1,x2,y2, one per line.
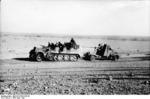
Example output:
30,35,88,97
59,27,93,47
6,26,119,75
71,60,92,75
0,0,150,96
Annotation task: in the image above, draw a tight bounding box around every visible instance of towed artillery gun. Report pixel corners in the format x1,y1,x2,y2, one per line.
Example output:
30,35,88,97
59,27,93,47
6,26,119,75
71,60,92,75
83,43,119,61
29,38,80,62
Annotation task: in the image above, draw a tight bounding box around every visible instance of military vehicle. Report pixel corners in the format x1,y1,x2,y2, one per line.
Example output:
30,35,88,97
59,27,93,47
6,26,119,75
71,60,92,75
29,38,80,62
83,43,119,61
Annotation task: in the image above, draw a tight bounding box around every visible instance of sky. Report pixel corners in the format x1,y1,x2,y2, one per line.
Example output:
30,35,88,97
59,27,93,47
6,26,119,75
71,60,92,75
1,0,150,36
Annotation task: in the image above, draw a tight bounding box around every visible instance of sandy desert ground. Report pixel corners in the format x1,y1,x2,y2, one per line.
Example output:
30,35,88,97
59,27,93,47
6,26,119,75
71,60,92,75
0,33,150,95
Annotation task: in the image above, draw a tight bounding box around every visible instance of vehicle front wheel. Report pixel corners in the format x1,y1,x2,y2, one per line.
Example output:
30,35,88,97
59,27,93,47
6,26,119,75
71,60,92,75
36,53,43,62
90,55,95,61
111,56,116,61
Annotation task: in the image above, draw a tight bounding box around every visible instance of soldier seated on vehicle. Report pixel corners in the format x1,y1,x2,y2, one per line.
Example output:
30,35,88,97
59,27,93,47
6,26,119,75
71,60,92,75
107,45,112,50
96,43,106,56
57,42,64,53
50,43,56,50
98,43,103,50
70,38,76,45
30,47,36,54
33,46,36,50
48,42,51,47
98,44,101,46
64,42,72,50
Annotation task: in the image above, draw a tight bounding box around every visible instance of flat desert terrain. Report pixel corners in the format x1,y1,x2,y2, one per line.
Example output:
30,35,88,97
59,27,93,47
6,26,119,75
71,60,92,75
0,33,150,95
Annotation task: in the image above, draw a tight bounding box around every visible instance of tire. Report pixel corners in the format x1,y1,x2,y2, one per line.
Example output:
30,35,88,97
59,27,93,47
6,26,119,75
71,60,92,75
83,52,91,60
36,53,43,62
63,55,69,61
70,55,78,61
116,55,119,60
111,56,116,61
108,55,115,61
90,55,95,61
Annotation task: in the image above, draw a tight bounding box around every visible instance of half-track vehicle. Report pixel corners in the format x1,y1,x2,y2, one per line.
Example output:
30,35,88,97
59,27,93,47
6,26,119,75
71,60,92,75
83,43,119,61
29,38,80,62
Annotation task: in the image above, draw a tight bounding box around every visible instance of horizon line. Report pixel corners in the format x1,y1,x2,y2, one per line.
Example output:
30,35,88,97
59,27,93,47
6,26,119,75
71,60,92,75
1,32,150,37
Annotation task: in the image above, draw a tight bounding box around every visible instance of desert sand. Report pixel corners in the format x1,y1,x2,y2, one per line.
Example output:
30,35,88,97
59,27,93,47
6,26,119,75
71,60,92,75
0,33,150,95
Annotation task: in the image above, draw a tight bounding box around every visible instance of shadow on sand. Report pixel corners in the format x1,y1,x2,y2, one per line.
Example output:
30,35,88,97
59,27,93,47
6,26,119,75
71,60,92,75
133,56,150,61
13,57,32,61
12,54,150,62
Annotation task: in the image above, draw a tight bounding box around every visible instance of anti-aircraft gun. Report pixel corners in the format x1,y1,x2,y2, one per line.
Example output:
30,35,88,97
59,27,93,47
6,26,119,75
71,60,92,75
83,43,119,61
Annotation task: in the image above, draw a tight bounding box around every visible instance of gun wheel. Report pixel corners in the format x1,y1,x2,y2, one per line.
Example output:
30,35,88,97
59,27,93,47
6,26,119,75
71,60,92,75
110,55,116,61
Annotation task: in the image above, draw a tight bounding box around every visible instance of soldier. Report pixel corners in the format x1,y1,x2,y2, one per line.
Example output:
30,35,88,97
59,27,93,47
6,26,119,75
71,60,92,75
51,43,55,50
58,42,64,53
48,42,51,47
98,43,103,50
70,38,76,44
